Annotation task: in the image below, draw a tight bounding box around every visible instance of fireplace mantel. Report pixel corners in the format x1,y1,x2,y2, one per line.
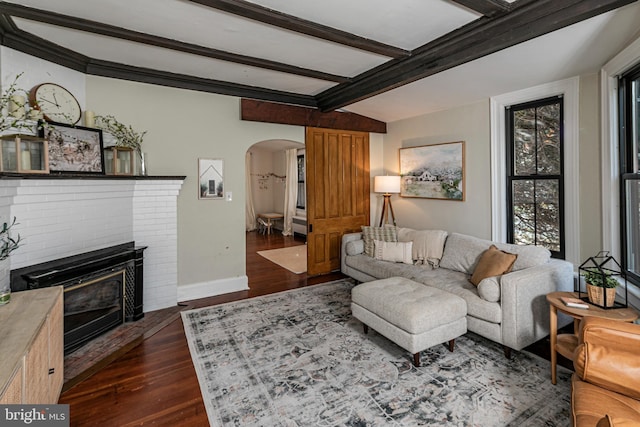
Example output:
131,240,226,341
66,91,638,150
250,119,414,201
0,175,185,312
0,173,186,180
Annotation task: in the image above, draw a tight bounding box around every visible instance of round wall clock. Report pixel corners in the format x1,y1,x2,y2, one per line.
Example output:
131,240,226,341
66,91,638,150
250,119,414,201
29,83,82,125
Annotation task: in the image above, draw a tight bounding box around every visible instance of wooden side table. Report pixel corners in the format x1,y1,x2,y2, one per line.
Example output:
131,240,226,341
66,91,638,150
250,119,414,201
546,291,638,384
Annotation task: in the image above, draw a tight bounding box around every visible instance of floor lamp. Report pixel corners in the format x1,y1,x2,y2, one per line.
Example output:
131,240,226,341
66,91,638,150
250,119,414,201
374,176,401,226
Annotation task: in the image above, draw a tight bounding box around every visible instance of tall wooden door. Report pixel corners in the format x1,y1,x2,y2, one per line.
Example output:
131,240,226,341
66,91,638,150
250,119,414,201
306,127,370,276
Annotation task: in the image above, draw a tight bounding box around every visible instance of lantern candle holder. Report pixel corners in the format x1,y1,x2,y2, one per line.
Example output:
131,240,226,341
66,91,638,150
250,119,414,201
0,134,49,174
104,146,134,175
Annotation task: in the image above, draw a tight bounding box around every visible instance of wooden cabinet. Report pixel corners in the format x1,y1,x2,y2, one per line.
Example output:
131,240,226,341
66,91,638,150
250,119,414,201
0,366,22,404
0,286,64,403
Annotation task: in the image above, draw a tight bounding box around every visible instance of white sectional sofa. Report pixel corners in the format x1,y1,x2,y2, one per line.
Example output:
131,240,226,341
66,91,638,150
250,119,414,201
341,228,574,354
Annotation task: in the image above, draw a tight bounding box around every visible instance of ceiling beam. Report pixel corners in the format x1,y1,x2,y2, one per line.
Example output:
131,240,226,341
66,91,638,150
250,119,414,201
448,0,512,17
316,0,638,112
86,60,318,107
1,26,89,73
241,99,386,133
0,17,318,108
186,0,410,58
0,2,348,83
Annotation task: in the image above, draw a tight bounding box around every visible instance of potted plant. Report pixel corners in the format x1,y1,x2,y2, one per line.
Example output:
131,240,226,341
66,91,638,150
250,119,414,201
582,269,619,307
0,217,21,305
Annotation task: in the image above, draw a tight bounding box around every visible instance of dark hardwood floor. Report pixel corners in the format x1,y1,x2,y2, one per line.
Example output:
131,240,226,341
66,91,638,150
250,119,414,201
59,231,571,426
59,231,345,426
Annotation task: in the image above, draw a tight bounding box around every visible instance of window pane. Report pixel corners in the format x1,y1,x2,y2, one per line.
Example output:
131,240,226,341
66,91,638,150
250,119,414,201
297,155,305,181
535,179,561,252
625,180,640,276
513,103,561,176
512,180,535,245
297,182,306,209
514,109,536,176
536,103,561,175
511,179,560,251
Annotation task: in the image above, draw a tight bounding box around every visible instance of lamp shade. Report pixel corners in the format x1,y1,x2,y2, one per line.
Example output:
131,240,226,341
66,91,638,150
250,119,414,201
374,175,401,194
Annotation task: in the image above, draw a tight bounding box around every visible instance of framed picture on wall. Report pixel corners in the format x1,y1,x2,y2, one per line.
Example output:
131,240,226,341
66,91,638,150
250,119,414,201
198,158,224,199
39,121,105,174
399,141,465,201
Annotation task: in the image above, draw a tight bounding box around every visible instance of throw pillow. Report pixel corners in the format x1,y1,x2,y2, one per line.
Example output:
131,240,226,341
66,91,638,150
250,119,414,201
345,240,364,256
374,240,413,265
477,276,501,302
469,245,517,286
361,225,397,257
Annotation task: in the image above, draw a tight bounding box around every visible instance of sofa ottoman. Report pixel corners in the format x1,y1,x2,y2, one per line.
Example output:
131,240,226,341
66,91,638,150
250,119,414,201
351,276,467,366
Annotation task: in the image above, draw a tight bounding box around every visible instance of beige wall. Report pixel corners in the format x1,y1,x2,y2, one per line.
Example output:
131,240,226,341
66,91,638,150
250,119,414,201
86,76,305,291
249,147,278,215
383,101,492,238
578,73,603,260
382,76,604,264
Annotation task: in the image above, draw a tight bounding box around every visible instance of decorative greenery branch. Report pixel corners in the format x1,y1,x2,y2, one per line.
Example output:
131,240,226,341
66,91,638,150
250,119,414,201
94,115,147,157
0,217,21,260
0,73,37,134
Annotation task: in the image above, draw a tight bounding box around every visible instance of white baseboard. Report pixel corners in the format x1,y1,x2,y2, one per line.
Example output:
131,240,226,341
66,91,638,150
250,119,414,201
177,276,249,302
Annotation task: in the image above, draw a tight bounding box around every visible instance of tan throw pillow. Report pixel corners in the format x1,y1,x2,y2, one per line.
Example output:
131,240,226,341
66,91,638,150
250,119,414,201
469,245,517,286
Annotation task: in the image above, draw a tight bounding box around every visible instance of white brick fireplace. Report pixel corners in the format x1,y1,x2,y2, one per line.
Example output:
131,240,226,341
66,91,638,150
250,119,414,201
0,176,184,312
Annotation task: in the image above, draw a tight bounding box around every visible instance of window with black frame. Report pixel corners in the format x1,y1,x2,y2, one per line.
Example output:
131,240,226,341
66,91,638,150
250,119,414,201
506,97,565,258
296,153,306,209
619,63,640,285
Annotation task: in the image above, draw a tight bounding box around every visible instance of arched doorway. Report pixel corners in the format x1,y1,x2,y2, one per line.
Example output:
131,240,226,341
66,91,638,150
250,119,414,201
245,139,306,286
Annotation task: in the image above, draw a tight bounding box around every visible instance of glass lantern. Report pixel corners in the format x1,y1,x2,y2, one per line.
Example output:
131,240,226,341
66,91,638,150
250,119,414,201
104,146,134,175
0,134,49,174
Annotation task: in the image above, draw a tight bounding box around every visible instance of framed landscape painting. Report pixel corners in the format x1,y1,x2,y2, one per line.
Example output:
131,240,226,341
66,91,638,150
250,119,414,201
399,141,465,201
40,121,105,174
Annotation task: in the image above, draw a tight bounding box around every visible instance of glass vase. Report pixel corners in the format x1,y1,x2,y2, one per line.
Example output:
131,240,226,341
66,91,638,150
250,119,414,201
0,258,10,305
139,152,148,176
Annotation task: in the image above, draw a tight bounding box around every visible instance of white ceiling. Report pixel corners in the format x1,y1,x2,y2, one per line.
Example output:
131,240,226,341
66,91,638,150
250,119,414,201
3,0,640,123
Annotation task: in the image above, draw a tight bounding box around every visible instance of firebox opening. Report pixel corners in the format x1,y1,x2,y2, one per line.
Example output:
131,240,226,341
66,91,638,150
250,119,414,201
63,269,126,354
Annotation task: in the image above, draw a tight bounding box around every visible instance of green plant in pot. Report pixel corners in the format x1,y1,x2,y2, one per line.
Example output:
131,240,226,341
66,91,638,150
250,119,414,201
582,269,618,307
0,217,21,305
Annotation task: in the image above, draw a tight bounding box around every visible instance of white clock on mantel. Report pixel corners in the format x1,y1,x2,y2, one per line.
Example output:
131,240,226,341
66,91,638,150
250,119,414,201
28,83,82,125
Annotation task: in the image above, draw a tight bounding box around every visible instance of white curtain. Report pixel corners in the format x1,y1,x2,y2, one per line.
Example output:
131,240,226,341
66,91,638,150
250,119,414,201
282,148,298,236
245,152,256,231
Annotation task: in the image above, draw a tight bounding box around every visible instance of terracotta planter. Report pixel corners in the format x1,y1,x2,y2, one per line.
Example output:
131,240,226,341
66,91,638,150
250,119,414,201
586,283,616,307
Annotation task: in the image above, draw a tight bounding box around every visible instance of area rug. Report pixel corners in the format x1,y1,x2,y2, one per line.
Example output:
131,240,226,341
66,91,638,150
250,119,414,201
181,280,572,426
257,245,307,274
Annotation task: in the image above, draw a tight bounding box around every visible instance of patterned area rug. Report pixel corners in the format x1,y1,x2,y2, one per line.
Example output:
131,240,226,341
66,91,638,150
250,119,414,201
257,245,307,274
181,280,572,426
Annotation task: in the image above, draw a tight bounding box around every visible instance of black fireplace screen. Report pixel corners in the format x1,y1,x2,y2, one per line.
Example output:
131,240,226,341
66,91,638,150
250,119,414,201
63,270,125,354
